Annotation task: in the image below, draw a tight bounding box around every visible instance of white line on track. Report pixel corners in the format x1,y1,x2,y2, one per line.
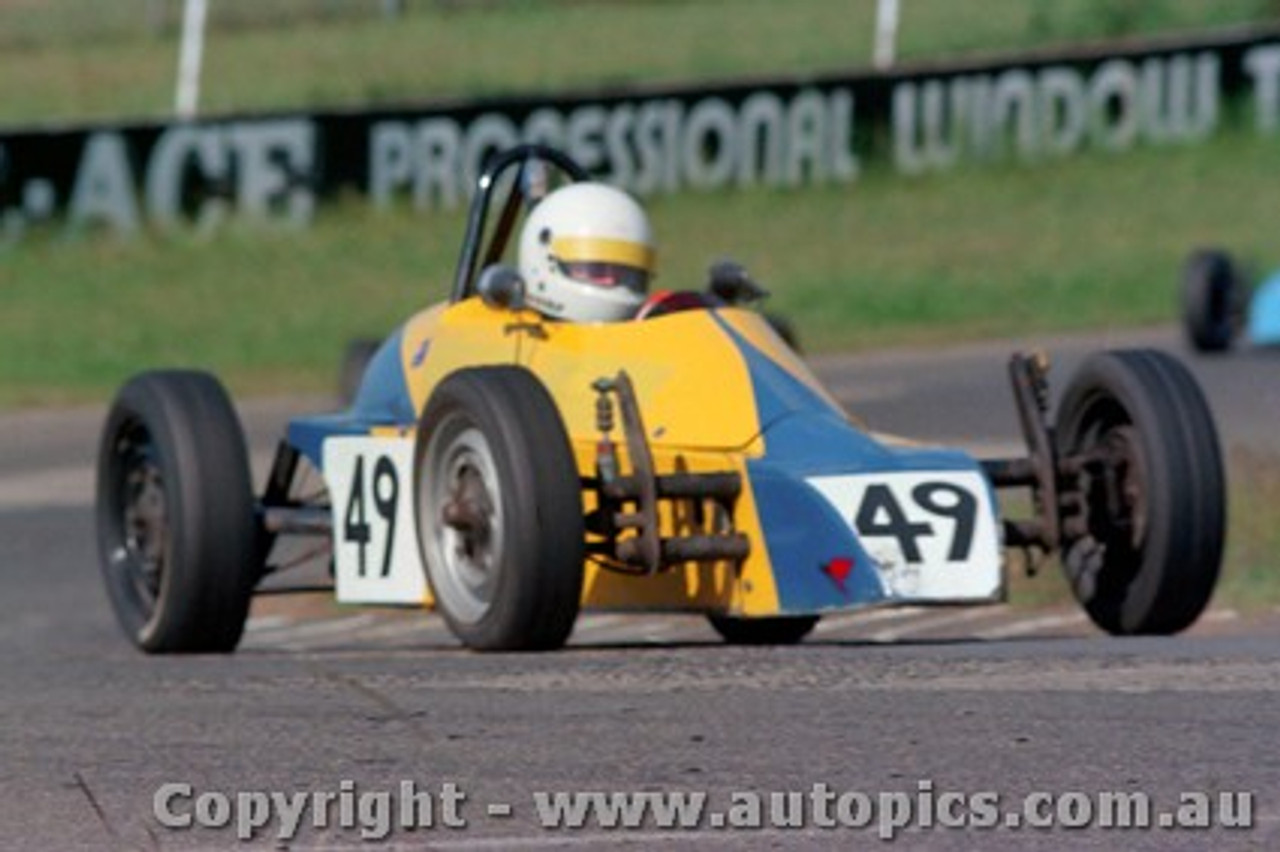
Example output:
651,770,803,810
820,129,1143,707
236,605,1250,652
571,614,631,632
632,619,691,643
569,614,679,644
811,606,928,635
867,606,1004,642
1199,608,1240,623
974,611,1089,640
0,465,92,510
244,614,292,632
245,612,715,651
246,613,381,649
0,450,281,512
350,615,451,644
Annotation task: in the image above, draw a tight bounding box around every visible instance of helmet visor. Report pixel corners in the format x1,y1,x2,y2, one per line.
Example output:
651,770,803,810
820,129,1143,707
551,235,655,295
557,260,649,293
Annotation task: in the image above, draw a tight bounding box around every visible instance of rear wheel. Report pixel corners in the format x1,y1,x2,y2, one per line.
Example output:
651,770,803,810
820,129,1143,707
96,371,259,653
707,614,819,645
1055,350,1225,635
415,366,584,651
1181,249,1240,353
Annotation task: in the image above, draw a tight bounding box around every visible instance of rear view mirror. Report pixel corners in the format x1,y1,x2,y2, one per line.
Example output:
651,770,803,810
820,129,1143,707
477,264,526,311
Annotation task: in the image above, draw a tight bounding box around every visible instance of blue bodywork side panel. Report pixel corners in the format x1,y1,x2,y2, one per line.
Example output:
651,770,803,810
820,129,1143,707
748,416,988,612
287,326,417,470
722,314,999,612
747,457,885,610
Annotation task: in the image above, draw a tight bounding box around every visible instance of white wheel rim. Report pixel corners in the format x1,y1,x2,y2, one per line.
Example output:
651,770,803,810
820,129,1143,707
420,415,504,626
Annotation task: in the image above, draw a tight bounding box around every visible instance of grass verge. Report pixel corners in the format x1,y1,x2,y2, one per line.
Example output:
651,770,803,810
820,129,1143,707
1216,448,1280,610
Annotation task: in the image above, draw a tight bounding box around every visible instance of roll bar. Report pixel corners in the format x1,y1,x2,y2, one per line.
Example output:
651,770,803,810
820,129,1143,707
450,145,591,303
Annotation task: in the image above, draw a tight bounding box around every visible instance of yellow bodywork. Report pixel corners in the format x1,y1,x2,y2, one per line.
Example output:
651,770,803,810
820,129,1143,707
394,298,818,616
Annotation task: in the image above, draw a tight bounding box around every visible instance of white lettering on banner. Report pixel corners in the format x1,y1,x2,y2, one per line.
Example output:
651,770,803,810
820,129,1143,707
146,124,230,232
228,120,315,222
416,120,463,210
993,71,1037,159
638,99,680,194
1040,68,1087,156
1089,60,1142,152
738,93,784,186
566,105,608,175
369,120,411,208
893,52,1220,174
68,132,141,232
1,145,57,246
682,97,735,188
64,119,316,235
1244,44,1280,131
462,114,520,190
1143,54,1216,143
603,104,635,187
14,39,1280,243
366,89,860,210
522,107,565,150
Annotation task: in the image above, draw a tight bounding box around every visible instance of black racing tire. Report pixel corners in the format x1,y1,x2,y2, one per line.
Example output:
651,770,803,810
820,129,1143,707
414,366,584,651
1054,349,1225,636
763,312,802,353
339,338,382,407
1181,249,1240,353
707,614,819,645
96,371,259,653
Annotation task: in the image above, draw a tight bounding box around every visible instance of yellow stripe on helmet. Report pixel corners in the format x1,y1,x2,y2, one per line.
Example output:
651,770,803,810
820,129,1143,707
551,236,656,271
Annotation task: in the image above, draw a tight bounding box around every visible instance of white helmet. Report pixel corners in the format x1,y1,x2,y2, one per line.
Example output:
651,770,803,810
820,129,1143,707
518,182,655,322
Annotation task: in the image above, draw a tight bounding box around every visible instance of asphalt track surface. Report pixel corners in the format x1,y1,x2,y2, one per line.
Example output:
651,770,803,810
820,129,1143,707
3,325,1279,850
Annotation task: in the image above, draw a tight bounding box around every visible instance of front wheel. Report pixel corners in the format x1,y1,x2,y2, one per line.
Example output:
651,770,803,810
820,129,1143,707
1054,350,1225,635
415,366,585,651
96,371,260,653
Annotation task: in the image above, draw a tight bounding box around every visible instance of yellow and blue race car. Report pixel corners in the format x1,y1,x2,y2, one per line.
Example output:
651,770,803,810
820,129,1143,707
96,145,1226,653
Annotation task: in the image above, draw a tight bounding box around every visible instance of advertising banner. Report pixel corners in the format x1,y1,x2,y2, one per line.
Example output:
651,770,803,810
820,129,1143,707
3,26,1279,241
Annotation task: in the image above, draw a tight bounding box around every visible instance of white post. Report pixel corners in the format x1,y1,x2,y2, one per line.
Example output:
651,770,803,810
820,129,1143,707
174,0,208,119
873,0,900,71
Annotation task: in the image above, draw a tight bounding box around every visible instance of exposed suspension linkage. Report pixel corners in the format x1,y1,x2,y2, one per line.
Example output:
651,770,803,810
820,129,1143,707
589,371,750,575
980,352,1093,572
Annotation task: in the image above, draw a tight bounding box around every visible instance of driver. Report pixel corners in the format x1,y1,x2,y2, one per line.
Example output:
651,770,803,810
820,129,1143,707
518,182,656,322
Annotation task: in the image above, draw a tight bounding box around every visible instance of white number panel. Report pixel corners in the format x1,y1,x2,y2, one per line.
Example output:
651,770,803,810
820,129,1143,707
323,437,427,604
806,470,1002,601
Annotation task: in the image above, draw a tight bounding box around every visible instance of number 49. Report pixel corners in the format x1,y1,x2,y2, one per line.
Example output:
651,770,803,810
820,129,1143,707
854,481,976,564
343,455,399,576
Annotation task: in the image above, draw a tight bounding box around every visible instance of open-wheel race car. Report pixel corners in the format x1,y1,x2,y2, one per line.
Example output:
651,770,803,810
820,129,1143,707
96,145,1227,653
1181,247,1280,352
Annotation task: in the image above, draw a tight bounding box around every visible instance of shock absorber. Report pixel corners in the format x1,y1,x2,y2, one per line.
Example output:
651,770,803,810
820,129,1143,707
592,378,619,486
